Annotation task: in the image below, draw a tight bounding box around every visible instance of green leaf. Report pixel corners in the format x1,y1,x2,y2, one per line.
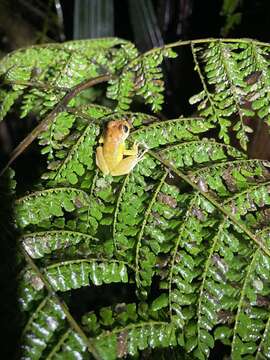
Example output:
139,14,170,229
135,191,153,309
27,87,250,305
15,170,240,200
20,296,66,359
92,322,177,359
15,188,90,228
190,40,270,150
21,230,100,259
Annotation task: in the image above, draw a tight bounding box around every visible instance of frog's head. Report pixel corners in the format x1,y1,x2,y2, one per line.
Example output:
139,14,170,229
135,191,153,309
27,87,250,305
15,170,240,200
106,120,131,142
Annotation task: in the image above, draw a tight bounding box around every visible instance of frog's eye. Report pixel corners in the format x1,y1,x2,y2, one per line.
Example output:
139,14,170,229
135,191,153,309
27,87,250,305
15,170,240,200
123,124,129,133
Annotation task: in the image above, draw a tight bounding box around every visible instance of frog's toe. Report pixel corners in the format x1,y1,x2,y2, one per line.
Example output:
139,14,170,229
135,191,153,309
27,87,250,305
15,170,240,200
138,148,148,160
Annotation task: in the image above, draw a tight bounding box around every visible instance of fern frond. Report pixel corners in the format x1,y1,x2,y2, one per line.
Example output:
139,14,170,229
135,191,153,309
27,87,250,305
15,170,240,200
0,38,129,120
20,259,129,310
0,38,126,81
0,88,23,120
92,322,177,359
130,117,215,148
191,41,250,149
160,140,244,169
21,230,99,259
49,122,99,185
231,229,270,359
239,42,270,126
7,37,270,359
46,329,87,360
190,39,270,150
2,38,270,154
45,259,129,291
112,159,161,260
15,187,90,228
69,103,113,119
16,114,270,358
107,48,177,112
135,171,169,292
191,159,268,198
21,296,66,359
187,179,270,358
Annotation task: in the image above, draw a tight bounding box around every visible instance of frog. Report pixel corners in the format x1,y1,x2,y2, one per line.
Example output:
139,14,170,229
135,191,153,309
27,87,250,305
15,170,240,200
95,120,146,176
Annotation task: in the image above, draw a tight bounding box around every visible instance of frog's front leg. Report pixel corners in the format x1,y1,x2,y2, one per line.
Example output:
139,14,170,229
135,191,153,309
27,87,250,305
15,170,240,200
96,146,110,175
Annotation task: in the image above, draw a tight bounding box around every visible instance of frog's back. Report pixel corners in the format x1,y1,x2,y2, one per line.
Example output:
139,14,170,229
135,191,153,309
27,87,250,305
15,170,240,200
103,141,124,171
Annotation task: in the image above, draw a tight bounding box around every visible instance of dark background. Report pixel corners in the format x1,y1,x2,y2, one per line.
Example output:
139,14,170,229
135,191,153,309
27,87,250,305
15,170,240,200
1,1,270,359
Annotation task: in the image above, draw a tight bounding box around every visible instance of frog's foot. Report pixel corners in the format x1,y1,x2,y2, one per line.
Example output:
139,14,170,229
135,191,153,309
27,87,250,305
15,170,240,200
132,142,139,153
138,148,148,160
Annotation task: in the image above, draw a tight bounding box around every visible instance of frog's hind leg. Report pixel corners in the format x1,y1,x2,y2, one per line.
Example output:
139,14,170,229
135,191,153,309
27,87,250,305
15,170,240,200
110,156,138,176
110,150,147,176
123,142,138,156
96,146,110,175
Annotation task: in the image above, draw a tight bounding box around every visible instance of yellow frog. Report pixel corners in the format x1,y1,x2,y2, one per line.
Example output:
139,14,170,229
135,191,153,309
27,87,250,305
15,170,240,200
95,120,146,176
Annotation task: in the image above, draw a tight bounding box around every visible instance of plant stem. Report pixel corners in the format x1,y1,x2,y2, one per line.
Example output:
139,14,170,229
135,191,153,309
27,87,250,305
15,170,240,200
144,37,270,56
